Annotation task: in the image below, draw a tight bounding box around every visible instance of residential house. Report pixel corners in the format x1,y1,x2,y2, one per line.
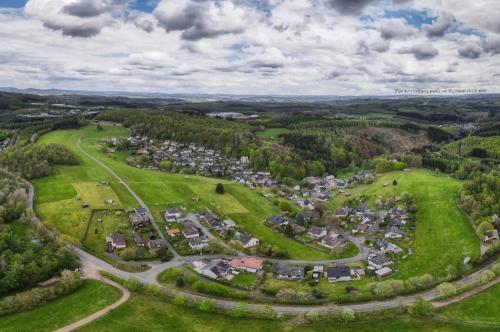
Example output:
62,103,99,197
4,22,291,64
182,227,200,239
269,215,289,227
188,237,209,250
129,212,150,228
232,232,259,248
375,266,393,277
202,260,232,279
485,230,499,244
385,226,404,239
276,266,306,280
307,227,327,239
133,232,144,247
320,233,344,249
368,253,392,270
325,266,351,282
164,208,183,222
166,228,181,237
147,239,163,252
376,238,402,254
229,258,263,273
291,223,306,234
106,232,126,250
223,219,236,228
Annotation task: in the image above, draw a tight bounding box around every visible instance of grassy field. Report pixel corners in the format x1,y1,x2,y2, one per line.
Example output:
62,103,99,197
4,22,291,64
256,128,291,138
328,169,480,279
0,280,121,332
78,293,496,332
439,282,500,324
35,125,339,260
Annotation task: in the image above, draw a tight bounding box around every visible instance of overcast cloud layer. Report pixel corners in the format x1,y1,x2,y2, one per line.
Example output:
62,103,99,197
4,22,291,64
0,0,499,95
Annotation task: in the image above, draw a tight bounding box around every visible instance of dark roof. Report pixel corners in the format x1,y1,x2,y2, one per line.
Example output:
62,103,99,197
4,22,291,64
277,266,305,278
182,227,199,237
327,266,351,278
133,232,144,244
110,232,126,246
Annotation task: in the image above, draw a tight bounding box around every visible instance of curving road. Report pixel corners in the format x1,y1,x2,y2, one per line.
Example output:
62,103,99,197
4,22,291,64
37,135,498,315
74,246,500,314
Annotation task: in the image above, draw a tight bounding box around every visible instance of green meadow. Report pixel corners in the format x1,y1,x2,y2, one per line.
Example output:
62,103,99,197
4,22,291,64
35,125,340,260
0,280,121,332
329,169,480,279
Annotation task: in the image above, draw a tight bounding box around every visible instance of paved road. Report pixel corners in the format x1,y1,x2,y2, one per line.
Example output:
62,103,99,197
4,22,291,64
73,247,500,314
77,137,179,258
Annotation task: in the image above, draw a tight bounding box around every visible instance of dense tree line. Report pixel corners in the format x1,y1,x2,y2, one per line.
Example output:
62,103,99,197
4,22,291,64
0,170,79,295
0,143,79,179
442,136,500,160
459,168,500,227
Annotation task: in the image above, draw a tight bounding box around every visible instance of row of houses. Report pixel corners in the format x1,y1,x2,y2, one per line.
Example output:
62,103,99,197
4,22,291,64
268,215,348,250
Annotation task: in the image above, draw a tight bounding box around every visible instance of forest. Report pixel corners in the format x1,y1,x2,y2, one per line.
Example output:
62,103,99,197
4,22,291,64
0,169,79,295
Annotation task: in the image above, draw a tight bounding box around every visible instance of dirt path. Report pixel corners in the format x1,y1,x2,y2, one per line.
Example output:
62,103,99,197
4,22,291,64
432,277,500,308
54,276,130,332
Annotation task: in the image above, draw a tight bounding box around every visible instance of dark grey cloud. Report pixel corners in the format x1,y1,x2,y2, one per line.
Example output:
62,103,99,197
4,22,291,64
379,19,415,40
400,43,439,60
62,0,128,18
458,43,482,59
134,19,154,33
154,0,244,41
422,13,455,37
43,21,101,37
483,37,500,55
325,0,375,16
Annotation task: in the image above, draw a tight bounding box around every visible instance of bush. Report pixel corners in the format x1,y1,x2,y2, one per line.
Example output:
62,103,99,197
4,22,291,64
215,183,225,194
407,297,433,317
479,270,495,284
199,299,217,312
492,263,500,276
306,311,320,322
192,280,207,293
175,275,185,287
125,278,145,292
186,274,198,285
437,282,457,297
160,268,183,283
231,302,249,317
372,282,394,298
341,307,355,322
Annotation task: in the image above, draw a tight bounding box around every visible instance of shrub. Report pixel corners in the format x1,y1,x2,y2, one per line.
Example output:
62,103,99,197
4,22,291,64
231,302,249,317
372,282,394,298
479,270,495,284
192,280,207,293
437,282,457,297
173,295,188,306
407,297,433,317
175,275,185,287
186,274,198,285
306,311,320,322
492,263,500,276
160,268,183,283
341,307,355,322
199,299,217,312
144,284,161,297
125,278,145,292
215,183,225,194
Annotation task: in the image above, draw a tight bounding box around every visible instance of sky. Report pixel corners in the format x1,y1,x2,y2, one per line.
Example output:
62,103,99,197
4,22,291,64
0,0,499,96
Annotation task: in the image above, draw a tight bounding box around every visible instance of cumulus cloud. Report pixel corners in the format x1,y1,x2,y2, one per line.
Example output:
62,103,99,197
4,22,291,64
325,0,375,16
62,0,128,18
401,43,439,60
422,13,455,37
483,36,500,55
458,43,482,59
153,0,247,41
25,0,127,37
379,18,416,40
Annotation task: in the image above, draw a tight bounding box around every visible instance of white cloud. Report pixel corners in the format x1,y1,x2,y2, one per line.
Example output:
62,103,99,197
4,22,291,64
0,0,496,95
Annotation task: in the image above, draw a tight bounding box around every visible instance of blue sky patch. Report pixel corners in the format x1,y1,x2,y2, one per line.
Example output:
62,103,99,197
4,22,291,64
384,9,434,29
0,0,27,8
